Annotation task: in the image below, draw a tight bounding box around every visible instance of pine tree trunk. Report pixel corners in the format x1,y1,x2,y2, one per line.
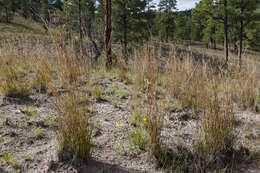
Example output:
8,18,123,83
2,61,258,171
210,36,213,49
104,0,112,69
5,7,9,23
78,0,83,56
165,25,168,43
123,5,128,63
239,9,243,70
213,25,216,49
224,0,229,65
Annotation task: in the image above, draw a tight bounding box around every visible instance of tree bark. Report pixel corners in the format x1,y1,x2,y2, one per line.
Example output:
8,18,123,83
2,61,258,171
165,24,168,43
123,4,128,62
78,0,83,56
238,8,243,70
224,0,229,65
104,0,112,69
5,7,9,23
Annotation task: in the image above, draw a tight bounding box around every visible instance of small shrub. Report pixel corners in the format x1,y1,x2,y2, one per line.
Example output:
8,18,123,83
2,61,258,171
56,91,93,161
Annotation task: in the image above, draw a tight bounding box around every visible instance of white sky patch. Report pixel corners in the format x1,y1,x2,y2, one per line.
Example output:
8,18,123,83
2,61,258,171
177,0,200,10
154,0,201,11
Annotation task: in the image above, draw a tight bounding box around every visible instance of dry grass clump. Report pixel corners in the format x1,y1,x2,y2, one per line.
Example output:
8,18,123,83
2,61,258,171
0,36,56,96
193,83,236,172
0,57,31,97
56,91,93,161
31,56,53,93
50,32,93,161
200,81,236,158
228,65,259,110
166,56,211,110
129,44,259,171
166,53,259,112
131,46,164,157
52,33,89,87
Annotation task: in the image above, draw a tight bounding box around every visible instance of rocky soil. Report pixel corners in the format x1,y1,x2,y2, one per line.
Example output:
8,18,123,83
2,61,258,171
0,72,259,173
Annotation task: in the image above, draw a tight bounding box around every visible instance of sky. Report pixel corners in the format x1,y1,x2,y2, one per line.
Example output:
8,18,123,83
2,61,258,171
154,0,201,11
176,0,201,10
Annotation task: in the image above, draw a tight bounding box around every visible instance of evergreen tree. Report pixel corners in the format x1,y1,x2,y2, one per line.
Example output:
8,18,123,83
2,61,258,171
105,0,112,68
174,13,192,42
20,0,31,18
158,0,177,42
229,0,259,68
192,0,216,47
112,0,147,56
0,0,15,22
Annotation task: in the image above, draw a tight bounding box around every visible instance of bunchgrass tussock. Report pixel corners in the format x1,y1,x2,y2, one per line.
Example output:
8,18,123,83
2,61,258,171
0,58,31,98
56,91,93,161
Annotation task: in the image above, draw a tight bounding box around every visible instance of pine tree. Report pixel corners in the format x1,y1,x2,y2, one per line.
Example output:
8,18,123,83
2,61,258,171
229,0,260,68
20,0,30,18
105,0,112,69
0,0,15,23
192,0,216,47
158,0,177,42
112,0,147,57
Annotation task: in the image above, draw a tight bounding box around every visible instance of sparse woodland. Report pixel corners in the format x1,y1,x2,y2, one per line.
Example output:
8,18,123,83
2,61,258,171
0,0,260,173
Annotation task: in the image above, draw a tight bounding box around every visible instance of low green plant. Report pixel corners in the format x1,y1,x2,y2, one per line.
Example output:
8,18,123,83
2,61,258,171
112,97,120,107
92,87,104,100
21,106,37,117
43,115,57,127
129,127,147,151
31,128,43,139
130,110,142,127
116,138,126,155
28,115,36,124
22,153,32,161
3,152,12,164
3,152,19,169
118,89,128,99
176,129,184,137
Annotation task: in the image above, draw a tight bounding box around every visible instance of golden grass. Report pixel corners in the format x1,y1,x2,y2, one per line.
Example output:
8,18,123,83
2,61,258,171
56,91,93,160
129,43,259,170
0,35,259,170
0,56,31,97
